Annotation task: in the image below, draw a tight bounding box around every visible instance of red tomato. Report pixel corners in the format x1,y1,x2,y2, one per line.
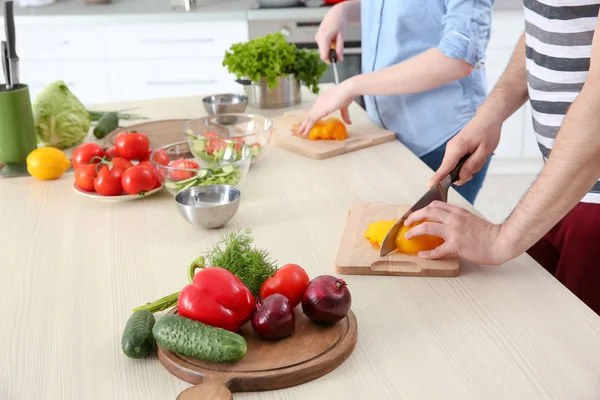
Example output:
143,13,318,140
94,166,124,196
74,164,98,192
140,150,152,162
110,157,134,171
169,158,199,181
150,149,170,166
139,161,162,189
121,165,156,195
114,131,150,160
72,143,105,168
105,147,119,159
259,264,310,308
206,138,227,155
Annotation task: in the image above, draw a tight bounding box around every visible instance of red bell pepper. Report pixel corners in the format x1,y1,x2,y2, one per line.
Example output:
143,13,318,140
177,267,254,332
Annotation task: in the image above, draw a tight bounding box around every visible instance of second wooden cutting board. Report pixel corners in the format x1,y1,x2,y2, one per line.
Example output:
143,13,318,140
271,111,396,159
335,202,459,277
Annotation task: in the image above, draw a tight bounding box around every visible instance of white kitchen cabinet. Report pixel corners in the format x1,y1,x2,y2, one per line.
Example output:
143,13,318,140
104,21,248,60
19,60,110,104
1,18,248,104
107,58,241,102
17,25,105,61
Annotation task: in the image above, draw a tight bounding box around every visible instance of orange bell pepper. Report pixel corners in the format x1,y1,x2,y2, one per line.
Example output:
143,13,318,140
307,117,348,141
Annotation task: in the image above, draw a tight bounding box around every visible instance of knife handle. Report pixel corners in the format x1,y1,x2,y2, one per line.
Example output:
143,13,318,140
329,48,338,64
449,154,471,184
5,1,16,59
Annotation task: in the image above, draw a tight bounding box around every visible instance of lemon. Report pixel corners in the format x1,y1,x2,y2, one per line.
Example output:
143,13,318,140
26,147,71,181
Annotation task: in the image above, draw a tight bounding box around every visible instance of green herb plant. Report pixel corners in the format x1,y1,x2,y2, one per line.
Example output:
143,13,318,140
222,33,328,94
133,228,278,313
205,228,278,296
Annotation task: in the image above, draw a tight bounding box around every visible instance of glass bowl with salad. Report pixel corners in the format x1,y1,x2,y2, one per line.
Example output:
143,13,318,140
183,113,273,163
149,140,251,196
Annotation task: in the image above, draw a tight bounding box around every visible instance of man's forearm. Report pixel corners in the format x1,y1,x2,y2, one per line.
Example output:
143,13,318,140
499,74,600,258
475,32,528,124
348,48,473,97
342,0,361,23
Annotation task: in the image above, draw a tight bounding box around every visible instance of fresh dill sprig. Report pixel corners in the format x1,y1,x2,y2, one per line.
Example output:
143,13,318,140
204,228,278,296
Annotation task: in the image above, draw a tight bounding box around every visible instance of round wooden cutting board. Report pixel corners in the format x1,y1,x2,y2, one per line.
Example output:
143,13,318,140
157,307,358,400
104,119,189,149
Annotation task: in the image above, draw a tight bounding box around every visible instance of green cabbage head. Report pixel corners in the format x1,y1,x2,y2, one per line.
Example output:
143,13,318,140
33,81,91,149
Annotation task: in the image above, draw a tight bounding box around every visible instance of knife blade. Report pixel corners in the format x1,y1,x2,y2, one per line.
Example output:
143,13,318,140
379,154,470,257
4,1,19,86
1,41,9,89
329,47,340,85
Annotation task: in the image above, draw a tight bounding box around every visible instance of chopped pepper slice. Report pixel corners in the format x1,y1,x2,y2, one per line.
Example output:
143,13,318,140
307,117,348,141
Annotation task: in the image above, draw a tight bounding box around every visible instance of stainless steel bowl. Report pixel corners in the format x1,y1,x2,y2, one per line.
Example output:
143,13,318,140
175,185,241,229
202,94,248,115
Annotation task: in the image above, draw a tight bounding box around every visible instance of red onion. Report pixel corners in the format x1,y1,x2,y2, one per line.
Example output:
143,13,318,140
251,294,295,340
301,275,351,325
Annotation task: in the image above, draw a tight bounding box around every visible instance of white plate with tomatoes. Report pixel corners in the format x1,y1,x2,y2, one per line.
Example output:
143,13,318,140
71,131,168,201
72,183,163,202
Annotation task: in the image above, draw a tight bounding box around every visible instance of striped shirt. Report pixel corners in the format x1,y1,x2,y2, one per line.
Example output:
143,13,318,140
525,0,600,203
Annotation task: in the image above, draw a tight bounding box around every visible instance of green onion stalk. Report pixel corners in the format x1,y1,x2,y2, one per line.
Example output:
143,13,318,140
132,256,204,313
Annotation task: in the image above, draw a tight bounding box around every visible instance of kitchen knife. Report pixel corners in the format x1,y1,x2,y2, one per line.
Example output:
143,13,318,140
379,154,470,257
329,45,340,85
4,0,19,86
1,41,9,89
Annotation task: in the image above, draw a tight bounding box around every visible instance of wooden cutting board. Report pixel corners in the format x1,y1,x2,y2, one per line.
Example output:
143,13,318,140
271,111,396,159
335,202,459,277
157,307,358,399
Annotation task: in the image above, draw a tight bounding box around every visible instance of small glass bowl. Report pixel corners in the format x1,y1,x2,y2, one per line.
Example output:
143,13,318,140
149,140,251,197
183,113,273,163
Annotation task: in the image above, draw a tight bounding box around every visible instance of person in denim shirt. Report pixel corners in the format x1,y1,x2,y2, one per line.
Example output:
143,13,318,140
297,0,495,204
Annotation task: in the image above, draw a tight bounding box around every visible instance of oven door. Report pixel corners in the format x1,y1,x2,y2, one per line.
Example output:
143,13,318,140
294,42,365,109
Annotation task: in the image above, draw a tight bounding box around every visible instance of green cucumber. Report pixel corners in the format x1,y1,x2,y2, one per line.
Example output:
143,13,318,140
221,165,235,174
152,314,247,363
93,112,119,139
121,310,156,359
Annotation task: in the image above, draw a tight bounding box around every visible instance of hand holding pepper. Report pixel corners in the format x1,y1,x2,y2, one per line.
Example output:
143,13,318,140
178,267,254,332
296,80,355,137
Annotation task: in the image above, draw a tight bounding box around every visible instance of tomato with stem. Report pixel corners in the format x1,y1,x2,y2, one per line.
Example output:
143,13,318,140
94,166,124,196
115,131,150,160
72,143,105,168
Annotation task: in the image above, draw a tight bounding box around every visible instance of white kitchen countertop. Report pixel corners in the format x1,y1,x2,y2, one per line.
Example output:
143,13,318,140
1,85,600,399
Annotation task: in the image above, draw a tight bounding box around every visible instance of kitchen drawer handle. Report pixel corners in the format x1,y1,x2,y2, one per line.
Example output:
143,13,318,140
145,80,217,85
140,38,215,44
343,48,362,55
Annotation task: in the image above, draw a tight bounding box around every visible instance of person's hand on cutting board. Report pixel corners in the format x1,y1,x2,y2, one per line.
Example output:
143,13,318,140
402,202,512,266
296,82,354,136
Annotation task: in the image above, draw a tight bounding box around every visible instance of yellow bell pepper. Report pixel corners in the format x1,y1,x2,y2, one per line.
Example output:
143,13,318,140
307,117,348,141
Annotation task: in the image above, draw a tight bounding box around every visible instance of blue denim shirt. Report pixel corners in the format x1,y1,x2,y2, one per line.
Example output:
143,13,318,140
361,0,494,157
